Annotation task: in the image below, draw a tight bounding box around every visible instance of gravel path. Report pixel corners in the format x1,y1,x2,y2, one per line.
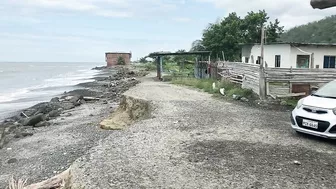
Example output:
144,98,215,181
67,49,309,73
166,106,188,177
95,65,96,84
71,74,336,189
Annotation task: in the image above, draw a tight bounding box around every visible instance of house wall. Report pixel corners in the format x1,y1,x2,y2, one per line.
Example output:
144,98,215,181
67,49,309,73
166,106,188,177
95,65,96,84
290,46,336,68
241,45,253,62
247,44,291,68
106,53,131,67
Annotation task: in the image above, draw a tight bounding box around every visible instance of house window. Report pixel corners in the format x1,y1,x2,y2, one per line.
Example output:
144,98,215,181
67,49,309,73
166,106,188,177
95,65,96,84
323,56,336,68
275,55,281,67
296,55,310,68
245,57,249,63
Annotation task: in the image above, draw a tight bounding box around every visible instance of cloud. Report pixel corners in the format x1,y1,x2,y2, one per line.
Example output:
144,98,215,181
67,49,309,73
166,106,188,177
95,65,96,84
197,0,336,29
4,0,179,18
173,17,192,22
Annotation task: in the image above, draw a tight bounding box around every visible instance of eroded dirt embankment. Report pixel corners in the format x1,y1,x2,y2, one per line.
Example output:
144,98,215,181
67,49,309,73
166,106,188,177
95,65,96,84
100,95,152,130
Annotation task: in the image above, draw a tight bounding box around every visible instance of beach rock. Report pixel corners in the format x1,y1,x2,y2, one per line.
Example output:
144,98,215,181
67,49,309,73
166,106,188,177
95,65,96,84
232,94,242,100
34,121,50,128
14,131,34,138
241,97,249,102
24,113,44,126
70,95,83,104
80,99,86,104
6,125,17,133
48,110,61,118
33,102,62,115
7,158,18,164
50,97,60,103
61,102,75,110
65,96,73,101
22,108,37,117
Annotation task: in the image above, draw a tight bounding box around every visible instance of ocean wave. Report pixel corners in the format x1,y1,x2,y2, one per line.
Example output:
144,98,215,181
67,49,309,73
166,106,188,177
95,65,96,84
0,68,99,103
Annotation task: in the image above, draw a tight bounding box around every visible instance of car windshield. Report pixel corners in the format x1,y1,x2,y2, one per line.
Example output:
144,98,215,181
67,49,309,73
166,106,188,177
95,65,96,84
314,80,336,98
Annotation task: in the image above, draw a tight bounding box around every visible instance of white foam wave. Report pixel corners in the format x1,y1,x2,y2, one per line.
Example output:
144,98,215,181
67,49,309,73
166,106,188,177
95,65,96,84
0,68,99,103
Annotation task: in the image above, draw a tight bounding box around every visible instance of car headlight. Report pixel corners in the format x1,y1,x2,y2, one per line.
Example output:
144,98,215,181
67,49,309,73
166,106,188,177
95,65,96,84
296,99,304,109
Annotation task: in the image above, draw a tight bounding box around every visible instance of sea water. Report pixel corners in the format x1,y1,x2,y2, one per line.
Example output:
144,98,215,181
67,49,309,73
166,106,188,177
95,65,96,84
0,62,103,121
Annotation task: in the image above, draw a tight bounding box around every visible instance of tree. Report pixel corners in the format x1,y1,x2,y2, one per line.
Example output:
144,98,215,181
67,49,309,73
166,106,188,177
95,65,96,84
117,56,126,65
202,12,243,61
190,40,206,51
139,57,148,63
201,10,284,61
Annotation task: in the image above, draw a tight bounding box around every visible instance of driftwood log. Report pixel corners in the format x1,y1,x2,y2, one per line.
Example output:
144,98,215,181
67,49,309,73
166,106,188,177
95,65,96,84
83,96,100,101
24,168,71,189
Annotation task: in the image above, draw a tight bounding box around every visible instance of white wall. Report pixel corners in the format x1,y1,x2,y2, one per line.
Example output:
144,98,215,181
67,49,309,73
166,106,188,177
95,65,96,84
290,46,336,68
241,45,253,62
248,44,291,68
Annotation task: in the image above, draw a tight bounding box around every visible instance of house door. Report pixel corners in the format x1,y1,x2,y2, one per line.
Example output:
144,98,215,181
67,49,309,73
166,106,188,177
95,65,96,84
323,56,336,68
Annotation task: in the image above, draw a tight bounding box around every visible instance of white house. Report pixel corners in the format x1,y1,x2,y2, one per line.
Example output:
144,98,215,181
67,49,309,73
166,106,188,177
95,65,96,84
241,42,336,69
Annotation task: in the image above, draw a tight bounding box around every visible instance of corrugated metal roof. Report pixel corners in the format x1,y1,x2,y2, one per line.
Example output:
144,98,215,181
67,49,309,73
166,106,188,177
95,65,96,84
241,42,336,47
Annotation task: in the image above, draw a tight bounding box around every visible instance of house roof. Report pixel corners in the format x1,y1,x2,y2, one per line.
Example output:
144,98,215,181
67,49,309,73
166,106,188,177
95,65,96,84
311,0,336,9
242,42,336,47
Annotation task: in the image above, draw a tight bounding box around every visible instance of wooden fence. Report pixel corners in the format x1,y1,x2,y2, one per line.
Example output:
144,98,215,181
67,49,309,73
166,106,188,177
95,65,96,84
265,67,336,98
217,62,260,95
216,62,336,98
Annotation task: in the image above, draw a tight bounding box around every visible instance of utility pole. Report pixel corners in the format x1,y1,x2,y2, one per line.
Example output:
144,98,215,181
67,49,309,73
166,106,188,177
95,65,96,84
259,26,266,100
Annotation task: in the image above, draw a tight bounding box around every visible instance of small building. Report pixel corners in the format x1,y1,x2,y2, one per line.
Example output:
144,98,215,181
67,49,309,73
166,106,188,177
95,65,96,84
105,52,132,67
241,42,336,69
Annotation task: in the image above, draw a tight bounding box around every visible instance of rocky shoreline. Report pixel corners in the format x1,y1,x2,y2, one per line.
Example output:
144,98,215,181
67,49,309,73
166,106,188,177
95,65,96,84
0,66,147,149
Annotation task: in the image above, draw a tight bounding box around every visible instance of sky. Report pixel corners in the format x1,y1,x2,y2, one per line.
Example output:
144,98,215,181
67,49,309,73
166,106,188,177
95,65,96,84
0,0,335,62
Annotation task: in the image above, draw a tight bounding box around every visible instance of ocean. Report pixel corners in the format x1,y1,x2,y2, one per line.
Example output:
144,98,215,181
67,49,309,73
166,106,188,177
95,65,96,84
0,62,102,121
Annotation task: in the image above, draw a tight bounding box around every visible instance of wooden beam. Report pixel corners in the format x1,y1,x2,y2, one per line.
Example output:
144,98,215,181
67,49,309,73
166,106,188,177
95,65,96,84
276,92,306,98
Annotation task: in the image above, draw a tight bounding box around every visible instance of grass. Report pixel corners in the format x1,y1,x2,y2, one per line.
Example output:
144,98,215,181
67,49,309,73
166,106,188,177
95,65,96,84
281,98,299,108
171,77,255,99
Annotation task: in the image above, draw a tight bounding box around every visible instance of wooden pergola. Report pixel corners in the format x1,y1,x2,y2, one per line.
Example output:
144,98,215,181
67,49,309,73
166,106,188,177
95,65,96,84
147,51,211,80
311,0,336,9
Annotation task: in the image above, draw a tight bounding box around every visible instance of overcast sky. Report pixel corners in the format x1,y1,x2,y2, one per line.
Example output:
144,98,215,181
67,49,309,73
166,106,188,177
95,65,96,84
0,0,335,62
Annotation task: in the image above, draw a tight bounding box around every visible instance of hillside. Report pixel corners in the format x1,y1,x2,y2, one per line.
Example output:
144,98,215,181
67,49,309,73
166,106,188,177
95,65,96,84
280,15,336,43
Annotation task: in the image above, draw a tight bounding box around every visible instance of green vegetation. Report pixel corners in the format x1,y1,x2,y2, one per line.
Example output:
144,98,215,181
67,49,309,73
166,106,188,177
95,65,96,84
280,15,336,43
198,10,284,61
171,77,254,99
117,56,126,65
280,98,299,108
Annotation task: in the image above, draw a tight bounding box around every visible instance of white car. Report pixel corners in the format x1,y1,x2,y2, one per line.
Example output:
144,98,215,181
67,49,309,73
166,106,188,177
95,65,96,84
291,80,336,138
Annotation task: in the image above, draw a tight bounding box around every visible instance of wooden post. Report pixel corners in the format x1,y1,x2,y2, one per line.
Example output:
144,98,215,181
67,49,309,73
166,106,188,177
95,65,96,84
156,56,161,79
160,56,163,78
259,26,266,100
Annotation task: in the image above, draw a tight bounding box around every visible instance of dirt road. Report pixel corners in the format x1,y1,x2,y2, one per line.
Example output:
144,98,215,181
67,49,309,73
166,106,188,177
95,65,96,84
71,74,336,189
